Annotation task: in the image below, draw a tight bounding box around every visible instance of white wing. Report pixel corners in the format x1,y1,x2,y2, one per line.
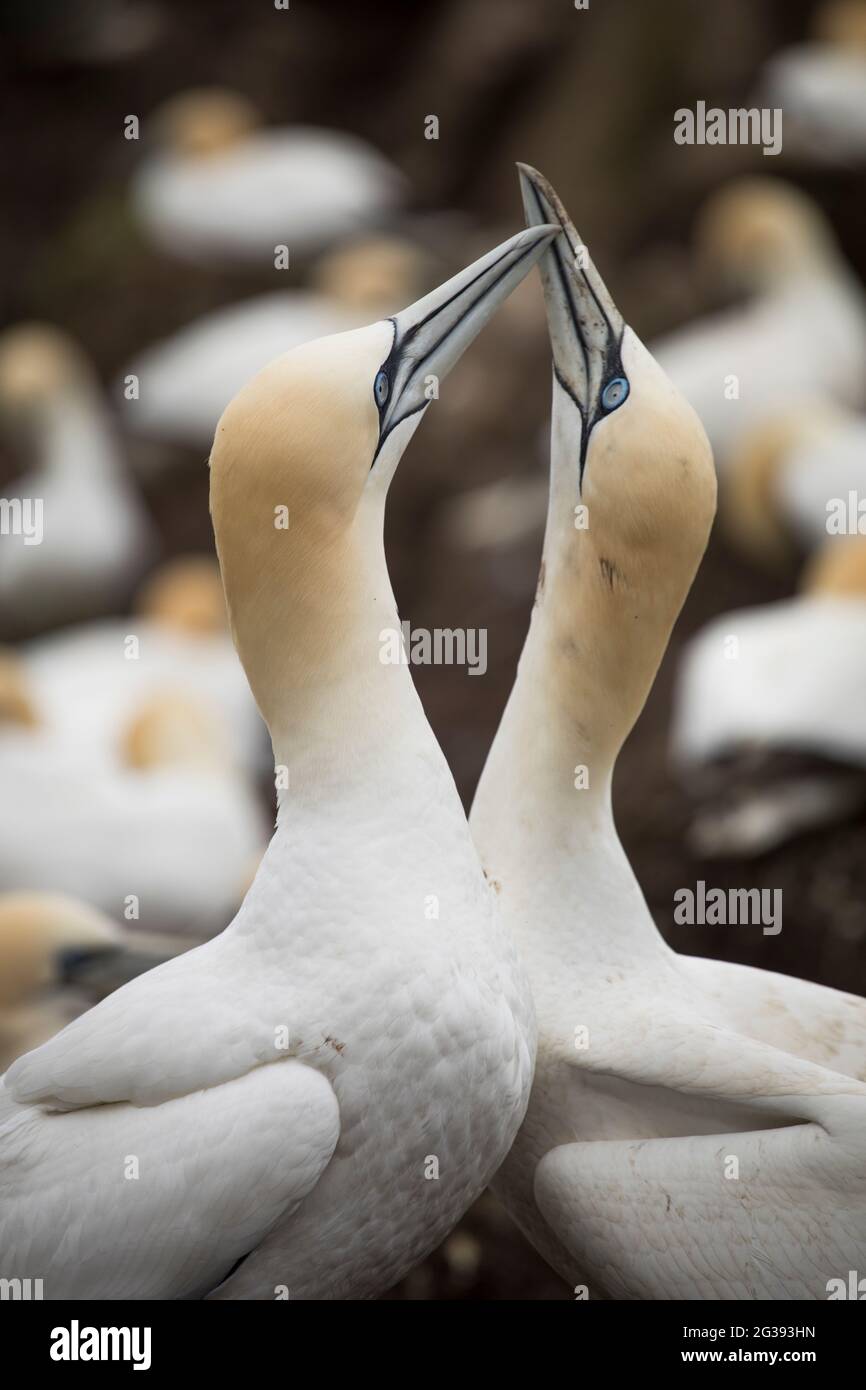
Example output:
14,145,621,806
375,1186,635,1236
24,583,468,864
1,1061,339,1299
535,1094,866,1300
0,936,340,1298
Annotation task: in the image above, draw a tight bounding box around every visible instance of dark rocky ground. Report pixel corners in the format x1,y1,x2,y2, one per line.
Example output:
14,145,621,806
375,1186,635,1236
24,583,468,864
1,0,864,1299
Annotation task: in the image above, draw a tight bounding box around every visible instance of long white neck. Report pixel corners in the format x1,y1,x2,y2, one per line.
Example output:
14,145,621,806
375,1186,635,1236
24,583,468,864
471,380,698,970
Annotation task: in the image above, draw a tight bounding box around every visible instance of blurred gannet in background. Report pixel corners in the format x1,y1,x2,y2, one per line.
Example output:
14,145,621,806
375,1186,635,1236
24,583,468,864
723,403,866,570
132,89,406,265
118,238,430,449
0,671,267,934
759,0,866,165
672,537,866,857
0,892,198,1071
471,167,866,1300
652,179,866,471
0,224,555,1300
0,324,155,633
15,556,268,776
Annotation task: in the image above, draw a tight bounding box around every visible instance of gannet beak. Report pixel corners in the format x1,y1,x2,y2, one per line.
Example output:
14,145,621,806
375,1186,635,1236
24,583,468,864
374,222,558,458
517,163,626,482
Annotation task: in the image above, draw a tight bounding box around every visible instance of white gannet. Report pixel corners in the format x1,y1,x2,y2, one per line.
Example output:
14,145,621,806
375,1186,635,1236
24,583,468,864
723,403,866,570
0,669,267,935
758,0,866,165
117,238,429,450
0,324,155,634
672,536,866,857
132,88,406,266
0,892,198,1071
652,179,866,471
0,223,555,1300
470,167,866,1300
18,555,268,778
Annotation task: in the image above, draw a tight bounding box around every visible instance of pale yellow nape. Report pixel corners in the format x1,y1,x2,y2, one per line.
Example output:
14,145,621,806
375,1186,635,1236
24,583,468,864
209,322,393,741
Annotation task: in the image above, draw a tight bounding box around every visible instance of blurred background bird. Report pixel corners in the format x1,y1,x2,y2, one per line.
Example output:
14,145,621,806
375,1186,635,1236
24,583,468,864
2,0,866,1301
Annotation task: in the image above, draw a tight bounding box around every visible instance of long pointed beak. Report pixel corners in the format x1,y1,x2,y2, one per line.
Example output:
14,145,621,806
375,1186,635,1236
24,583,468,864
374,222,558,456
517,164,626,480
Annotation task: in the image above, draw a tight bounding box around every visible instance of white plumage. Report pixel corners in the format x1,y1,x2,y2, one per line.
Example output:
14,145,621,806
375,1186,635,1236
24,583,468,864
132,90,405,265
472,167,866,1300
0,226,555,1299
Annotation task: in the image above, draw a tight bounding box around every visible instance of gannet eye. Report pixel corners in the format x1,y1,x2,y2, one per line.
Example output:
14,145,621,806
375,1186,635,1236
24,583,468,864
374,370,390,408
601,377,629,411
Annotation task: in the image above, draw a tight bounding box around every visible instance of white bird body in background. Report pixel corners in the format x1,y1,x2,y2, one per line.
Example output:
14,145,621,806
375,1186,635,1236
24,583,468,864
758,0,866,165
672,539,866,855
118,237,428,450
132,89,405,265
471,168,866,1300
0,226,555,1300
652,180,866,472
0,678,267,935
120,292,367,448
0,325,155,634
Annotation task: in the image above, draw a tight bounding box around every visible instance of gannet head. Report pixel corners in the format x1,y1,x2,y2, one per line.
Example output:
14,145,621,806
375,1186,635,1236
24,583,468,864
0,648,39,728
135,556,228,636
209,223,557,735
814,0,866,50
693,178,840,291
802,535,866,597
311,237,431,316
519,165,716,571
723,404,844,569
0,323,93,425
0,892,120,1007
120,692,231,772
152,88,259,160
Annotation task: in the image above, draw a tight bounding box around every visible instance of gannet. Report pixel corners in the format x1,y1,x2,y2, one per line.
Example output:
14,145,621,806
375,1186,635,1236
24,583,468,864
652,179,866,471
13,556,267,778
0,324,155,634
0,223,555,1300
470,167,866,1300
672,536,866,856
758,0,866,165
723,403,866,570
0,893,197,1071
132,89,406,266
0,671,267,935
117,239,429,450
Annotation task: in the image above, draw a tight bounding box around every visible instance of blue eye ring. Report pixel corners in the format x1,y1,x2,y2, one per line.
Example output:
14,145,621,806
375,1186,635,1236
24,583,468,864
374,370,390,408
601,376,629,411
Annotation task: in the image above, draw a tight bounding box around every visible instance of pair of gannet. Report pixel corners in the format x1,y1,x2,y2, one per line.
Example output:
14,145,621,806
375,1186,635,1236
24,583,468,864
0,223,556,1299
0,893,197,1071
132,89,406,266
0,325,155,633
469,168,866,1300
672,537,866,856
724,403,866,570
759,0,866,165
118,238,430,450
652,179,866,471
